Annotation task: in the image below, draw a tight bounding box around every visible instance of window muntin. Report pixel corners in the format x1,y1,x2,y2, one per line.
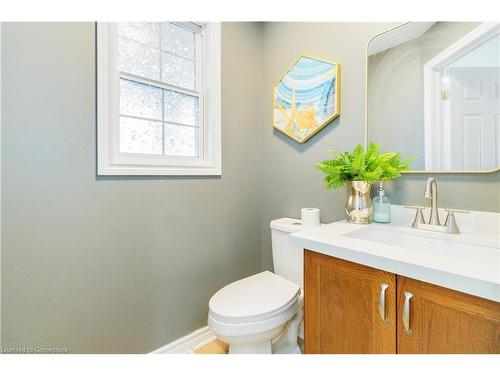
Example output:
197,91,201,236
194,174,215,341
116,22,202,158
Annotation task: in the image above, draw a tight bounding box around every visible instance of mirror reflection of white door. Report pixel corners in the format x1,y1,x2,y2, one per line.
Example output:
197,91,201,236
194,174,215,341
447,67,500,170
424,22,500,171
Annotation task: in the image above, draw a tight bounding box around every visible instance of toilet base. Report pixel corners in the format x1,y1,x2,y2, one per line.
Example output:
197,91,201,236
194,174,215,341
225,337,301,354
272,307,304,354
227,342,301,354
215,307,304,354
228,340,272,354
217,324,285,354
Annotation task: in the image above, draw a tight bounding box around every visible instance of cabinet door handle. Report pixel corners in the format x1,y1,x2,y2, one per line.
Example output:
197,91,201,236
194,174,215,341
403,291,413,336
378,283,389,323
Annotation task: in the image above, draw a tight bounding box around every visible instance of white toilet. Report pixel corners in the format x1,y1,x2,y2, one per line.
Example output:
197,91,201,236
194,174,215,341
208,218,304,354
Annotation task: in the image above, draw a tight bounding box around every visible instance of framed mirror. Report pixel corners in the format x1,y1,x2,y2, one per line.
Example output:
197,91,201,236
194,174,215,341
366,22,500,173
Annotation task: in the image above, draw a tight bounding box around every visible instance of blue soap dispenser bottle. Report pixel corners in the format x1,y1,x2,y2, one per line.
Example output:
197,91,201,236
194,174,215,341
373,182,391,223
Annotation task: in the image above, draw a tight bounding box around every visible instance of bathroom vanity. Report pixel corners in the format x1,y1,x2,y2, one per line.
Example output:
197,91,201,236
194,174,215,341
290,205,500,354
342,20,500,353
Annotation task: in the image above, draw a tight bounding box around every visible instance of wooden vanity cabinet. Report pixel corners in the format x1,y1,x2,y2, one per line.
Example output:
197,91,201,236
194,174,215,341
397,276,500,354
304,250,500,354
304,250,397,353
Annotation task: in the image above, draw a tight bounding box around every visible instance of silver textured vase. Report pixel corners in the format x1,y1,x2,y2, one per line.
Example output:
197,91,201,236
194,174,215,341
345,181,373,224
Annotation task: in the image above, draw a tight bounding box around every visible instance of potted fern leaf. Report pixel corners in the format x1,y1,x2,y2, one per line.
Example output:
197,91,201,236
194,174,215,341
316,143,410,224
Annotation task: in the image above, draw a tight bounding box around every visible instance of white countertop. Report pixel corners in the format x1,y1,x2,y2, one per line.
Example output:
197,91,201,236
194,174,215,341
289,205,500,302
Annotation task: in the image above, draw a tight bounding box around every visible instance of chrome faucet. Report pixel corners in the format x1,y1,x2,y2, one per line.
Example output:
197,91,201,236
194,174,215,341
424,177,440,226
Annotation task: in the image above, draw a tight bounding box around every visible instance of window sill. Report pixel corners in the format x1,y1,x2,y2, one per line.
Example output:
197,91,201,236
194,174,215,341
97,163,222,176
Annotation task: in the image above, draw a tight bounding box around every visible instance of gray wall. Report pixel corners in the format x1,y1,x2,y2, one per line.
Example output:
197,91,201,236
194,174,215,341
1,22,262,353
260,22,500,270
368,36,425,168
367,22,480,169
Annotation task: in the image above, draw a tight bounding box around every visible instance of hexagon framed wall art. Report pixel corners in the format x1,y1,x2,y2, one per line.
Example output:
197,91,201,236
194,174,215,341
273,55,340,143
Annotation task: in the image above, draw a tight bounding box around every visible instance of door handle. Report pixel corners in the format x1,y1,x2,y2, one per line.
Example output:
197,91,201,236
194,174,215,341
378,283,389,323
403,291,413,336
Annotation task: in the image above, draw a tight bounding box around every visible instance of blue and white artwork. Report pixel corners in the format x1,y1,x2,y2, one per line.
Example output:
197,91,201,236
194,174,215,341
273,56,340,143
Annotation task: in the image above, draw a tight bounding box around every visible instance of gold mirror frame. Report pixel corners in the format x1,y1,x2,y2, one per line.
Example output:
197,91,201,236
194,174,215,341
364,22,500,174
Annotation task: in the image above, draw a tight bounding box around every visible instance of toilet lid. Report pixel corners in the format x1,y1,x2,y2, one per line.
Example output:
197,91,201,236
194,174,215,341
209,271,301,324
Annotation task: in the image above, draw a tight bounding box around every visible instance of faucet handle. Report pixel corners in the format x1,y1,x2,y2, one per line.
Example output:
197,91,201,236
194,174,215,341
405,205,426,228
443,209,469,234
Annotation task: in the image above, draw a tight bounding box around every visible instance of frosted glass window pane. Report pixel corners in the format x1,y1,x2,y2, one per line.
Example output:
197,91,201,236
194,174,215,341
118,38,160,81
117,23,159,48
161,52,195,90
120,117,163,155
164,124,198,157
164,90,199,126
120,79,162,120
160,23,195,61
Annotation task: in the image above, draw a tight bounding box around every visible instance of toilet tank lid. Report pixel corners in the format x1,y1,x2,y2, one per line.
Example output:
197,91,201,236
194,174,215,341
270,218,303,233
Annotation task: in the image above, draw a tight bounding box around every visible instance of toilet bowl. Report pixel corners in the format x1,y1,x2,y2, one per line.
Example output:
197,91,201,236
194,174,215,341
208,271,303,354
208,218,305,354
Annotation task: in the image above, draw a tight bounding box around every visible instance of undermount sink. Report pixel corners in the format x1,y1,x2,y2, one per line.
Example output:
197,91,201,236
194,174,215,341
343,226,499,261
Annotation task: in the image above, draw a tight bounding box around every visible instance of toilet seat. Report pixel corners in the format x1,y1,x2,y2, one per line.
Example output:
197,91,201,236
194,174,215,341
209,271,301,324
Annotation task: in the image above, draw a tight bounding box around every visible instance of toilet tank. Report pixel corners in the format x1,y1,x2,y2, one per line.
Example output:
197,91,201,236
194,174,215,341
270,218,304,287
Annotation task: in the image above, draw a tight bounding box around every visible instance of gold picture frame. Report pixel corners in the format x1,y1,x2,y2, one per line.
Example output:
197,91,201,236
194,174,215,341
273,55,341,143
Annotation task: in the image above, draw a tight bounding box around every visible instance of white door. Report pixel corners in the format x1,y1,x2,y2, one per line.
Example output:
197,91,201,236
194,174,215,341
447,67,500,170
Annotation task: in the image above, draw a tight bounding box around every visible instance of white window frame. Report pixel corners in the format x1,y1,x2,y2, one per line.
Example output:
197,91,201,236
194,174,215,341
97,22,221,176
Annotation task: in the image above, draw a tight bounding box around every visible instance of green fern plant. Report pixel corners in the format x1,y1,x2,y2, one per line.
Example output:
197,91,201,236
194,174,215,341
316,143,411,189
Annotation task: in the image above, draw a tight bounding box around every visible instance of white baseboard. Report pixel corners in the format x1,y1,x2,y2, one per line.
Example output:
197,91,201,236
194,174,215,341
150,326,216,354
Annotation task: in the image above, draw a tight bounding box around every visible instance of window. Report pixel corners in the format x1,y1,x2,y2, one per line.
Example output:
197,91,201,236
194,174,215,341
97,22,221,175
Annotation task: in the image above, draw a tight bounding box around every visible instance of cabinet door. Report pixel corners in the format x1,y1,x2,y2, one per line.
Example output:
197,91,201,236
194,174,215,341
304,250,396,353
397,276,500,354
